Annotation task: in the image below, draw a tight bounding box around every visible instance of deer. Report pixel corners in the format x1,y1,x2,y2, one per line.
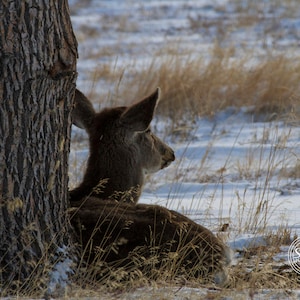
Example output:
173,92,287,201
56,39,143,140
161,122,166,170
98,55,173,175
70,88,175,204
69,88,232,285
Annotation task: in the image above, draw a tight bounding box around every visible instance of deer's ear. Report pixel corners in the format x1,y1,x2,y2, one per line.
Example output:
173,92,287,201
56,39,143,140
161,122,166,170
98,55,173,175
120,88,160,132
72,89,96,130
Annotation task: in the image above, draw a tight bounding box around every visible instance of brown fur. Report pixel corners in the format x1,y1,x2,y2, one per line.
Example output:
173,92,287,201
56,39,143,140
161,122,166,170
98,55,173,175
70,88,175,203
70,198,231,283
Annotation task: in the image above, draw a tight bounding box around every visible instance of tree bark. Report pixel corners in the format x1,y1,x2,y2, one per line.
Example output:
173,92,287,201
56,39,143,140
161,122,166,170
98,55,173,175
0,0,77,295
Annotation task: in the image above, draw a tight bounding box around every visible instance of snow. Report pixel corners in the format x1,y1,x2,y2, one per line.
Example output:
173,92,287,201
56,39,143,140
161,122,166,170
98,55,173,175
137,112,300,236
46,245,74,297
228,234,268,251
67,0,300,298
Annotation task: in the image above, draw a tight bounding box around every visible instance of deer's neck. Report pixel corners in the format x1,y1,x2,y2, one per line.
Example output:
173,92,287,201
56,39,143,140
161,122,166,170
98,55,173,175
70,145,144,204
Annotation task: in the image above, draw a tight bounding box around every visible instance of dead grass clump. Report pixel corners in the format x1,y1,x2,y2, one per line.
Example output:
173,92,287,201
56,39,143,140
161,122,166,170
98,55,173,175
0,237,75,298
230,260,299,291
280,161,300,179
228,230,299,291
114,46,300,122
89,63,124,84
266,227,296,247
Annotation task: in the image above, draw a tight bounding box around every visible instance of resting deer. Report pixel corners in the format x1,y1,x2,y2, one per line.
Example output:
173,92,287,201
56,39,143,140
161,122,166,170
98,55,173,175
70,88,232,285
70,88,175,204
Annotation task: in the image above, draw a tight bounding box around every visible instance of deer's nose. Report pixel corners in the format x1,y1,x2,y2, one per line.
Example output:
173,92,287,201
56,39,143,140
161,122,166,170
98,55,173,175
165,147,175,161
169,150,175,162
162,149,175,168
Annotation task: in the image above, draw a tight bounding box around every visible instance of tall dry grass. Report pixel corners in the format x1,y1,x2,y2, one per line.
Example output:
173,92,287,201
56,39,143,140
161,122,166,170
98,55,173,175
89,45,300,124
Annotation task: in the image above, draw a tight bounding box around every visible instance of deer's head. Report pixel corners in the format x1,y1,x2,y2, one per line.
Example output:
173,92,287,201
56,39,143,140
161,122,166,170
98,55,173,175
70,88,175,203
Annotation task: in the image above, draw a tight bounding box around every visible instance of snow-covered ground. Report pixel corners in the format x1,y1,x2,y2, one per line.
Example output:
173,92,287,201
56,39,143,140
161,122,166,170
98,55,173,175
68,0,300,298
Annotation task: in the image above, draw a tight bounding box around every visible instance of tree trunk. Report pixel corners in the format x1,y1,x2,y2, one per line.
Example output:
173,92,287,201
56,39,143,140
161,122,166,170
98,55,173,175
0,0,77,296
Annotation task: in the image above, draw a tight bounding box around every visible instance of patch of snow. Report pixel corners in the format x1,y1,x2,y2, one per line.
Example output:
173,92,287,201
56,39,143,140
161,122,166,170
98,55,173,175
228,234,268,251
46,245,74,297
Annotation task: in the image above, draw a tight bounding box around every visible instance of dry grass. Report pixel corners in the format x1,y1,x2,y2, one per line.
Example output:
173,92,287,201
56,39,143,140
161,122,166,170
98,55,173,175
72,0,300,123
69,194,229,293
280,161,300,179
123,48,300,122
74,0,300,126
66,223,299,299
88,45,300,125
229,231,299,292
